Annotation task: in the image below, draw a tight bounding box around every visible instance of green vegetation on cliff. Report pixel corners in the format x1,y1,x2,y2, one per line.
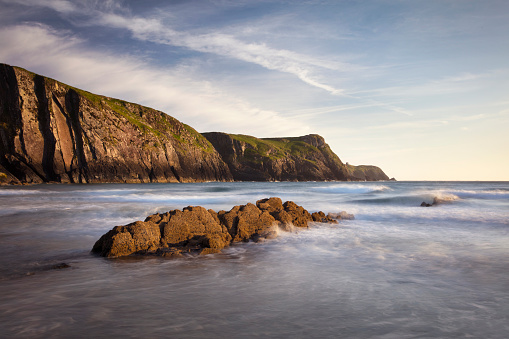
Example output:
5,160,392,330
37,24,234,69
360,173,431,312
230,134,321,161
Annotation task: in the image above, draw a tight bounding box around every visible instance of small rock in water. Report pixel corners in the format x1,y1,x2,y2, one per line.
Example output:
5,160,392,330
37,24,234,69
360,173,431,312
327,211,355,220
52,263,71,269
311,211,338,223
155,248,183,257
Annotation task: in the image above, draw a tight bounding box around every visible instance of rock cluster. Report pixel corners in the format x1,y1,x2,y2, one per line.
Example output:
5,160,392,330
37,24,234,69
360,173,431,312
92,197,347,258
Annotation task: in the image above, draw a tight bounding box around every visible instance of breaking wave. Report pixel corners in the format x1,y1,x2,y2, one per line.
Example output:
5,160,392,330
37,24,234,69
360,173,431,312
315,184,391,194
445,189,509,200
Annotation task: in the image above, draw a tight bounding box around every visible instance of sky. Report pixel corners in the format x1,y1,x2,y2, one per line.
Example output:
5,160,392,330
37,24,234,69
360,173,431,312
0,0,508,181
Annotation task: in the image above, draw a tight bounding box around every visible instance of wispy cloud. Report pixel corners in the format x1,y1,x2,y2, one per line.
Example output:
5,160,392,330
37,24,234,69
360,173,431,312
364,119,449,131
0,23,310,136
3,0,428,118
4,0,77,13
5,0,353,96
352,69,508,99
290,103,381,117
98,12,352,95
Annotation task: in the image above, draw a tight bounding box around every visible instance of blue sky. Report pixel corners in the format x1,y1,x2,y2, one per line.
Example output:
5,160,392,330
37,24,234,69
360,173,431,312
1,0,508,180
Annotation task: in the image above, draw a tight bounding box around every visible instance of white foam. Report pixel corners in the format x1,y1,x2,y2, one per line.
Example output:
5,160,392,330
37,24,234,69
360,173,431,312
0,189,56,195
315,184,392,194
448,189,509,200
432,192,461,205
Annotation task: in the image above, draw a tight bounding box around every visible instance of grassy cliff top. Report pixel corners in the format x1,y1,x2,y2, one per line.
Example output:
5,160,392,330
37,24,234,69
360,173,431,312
229,134,323,160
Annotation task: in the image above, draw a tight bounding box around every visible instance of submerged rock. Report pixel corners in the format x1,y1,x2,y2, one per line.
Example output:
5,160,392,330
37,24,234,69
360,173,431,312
52,263,71,269
327,211,355,220
92,197,348,258
420,195,458,207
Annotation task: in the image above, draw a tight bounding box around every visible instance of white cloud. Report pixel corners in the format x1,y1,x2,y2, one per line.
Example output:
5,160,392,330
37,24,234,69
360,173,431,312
2,0,423,118
352,69,508,99
290,103,381,117
0,24,310,136
4,0,351,96
97,12,350,96
364,119,449,131
3,0,77,13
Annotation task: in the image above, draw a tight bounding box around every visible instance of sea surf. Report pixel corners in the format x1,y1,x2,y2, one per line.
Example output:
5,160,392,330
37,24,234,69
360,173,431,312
0,181,508,338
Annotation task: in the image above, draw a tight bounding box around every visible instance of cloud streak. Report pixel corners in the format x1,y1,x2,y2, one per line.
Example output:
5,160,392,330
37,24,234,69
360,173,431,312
99,11,352,95
3,0,427,118
6,0,352,96
352,70,507,98
0,23,310,137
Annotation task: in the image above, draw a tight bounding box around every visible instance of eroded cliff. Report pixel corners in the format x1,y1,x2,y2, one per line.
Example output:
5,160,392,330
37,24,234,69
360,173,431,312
0,64,232,184
203,132,389,181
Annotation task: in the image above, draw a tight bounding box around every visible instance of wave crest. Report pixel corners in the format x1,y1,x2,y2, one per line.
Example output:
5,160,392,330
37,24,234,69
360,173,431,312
316,184,391,194
431,193,460,205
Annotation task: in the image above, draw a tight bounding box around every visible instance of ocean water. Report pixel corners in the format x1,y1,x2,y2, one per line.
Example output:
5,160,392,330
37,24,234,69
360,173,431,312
0,181,508,338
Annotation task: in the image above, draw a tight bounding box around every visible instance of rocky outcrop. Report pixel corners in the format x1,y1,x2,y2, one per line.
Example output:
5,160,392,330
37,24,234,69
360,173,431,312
0,64,232,184
92,197,347,258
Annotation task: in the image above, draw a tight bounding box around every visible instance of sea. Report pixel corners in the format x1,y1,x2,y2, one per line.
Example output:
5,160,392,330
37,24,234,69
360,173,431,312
0,181,508,338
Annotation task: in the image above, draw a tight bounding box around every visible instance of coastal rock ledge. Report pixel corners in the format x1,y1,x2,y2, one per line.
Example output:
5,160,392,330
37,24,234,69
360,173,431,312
92,197,349,258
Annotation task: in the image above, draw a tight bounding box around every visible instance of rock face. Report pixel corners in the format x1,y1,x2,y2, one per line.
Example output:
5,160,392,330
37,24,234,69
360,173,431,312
0,63,390,184
0,64,232,184
92,197,345,258
203,132,389,181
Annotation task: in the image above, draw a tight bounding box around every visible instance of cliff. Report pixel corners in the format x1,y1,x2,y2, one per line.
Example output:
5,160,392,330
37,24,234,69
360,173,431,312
0,64,232,184
203,132,389,181
0,63,390,184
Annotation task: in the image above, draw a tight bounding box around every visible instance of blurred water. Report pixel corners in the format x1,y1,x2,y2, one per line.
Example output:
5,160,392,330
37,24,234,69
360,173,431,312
0,181,508,338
